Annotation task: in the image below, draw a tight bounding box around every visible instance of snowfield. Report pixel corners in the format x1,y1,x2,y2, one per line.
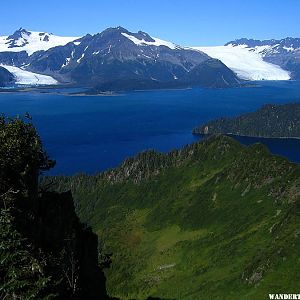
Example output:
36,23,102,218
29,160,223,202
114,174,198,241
0,31,79,55
192,45,291,81
1,65,58,85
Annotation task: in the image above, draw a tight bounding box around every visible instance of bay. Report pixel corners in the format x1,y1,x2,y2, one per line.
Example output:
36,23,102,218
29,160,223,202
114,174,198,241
0,81,299,175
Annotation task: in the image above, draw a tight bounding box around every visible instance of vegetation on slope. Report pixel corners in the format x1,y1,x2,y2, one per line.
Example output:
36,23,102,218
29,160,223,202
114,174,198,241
193,103,300,138
0,116,109,299
47,135,300,299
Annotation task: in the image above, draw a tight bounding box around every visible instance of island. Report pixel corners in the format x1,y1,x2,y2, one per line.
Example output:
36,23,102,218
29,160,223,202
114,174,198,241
193,102,300,138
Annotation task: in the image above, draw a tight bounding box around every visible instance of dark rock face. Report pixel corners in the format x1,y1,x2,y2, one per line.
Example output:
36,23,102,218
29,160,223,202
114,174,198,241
43,35,50,42
184,58,241,88
0,51,29,66
0,66,15,86
7,28,32,40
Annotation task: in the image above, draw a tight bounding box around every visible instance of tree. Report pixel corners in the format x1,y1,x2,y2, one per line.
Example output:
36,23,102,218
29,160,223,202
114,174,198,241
0,116,109,299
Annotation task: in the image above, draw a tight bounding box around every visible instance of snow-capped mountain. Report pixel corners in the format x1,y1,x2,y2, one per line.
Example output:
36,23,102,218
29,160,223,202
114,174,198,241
0,27,240,89
0,28,79,86
0,28,79,55
1,27,298,88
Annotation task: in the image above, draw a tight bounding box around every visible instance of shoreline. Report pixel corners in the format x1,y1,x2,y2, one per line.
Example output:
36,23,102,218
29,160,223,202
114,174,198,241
194,132,300,141
0,81,257,97
0,88,118,97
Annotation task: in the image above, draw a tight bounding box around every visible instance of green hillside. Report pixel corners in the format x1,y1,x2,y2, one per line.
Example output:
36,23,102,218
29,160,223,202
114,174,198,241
193,103,300,138
48,135,300,299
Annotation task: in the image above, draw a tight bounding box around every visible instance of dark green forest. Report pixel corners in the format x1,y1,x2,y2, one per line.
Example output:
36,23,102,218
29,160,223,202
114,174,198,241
47,135,300,299
193,102,300,138
0,116,109,299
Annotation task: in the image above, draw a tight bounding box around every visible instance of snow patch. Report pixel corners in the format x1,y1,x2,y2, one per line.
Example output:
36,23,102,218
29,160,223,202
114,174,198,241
77,53,85,63
283,46,295,52
62,57,71,68
192,45,291,81
77,46,89,63
1,65,58,85
142,54,152,59
121,32,178,49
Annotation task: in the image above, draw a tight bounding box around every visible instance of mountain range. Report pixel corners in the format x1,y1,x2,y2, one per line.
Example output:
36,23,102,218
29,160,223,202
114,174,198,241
0,27,299,90
0,27,240,90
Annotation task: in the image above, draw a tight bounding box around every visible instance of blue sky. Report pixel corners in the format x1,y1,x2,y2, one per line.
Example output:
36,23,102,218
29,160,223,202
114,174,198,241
1,0,299,46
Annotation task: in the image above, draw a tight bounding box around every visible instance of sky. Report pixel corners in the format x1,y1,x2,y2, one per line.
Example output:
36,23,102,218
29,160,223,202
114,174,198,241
1,0,299,46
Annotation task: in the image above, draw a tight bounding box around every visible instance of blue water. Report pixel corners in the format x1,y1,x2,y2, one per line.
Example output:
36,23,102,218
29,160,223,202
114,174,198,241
0,81,299,175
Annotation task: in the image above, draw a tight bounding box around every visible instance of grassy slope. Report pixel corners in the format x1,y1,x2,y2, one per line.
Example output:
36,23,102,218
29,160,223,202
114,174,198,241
50,136,300,299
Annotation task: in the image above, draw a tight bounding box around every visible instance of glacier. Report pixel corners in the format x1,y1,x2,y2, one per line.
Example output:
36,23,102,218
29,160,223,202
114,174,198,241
1,65,58,85
192,45,291,81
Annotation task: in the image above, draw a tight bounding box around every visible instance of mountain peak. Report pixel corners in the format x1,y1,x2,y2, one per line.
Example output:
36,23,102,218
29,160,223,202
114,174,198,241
116,26,128,32
98,26,130,38
97,26,157,45
7,27,31,41
0,29,79,55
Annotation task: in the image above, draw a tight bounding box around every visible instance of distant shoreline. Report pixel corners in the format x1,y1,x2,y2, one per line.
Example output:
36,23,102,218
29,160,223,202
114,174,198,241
0,81,257,97
195,132,300,141
0,86,118,97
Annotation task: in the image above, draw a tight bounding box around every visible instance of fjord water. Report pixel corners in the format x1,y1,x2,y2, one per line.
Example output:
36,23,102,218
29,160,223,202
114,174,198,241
0,81,300,175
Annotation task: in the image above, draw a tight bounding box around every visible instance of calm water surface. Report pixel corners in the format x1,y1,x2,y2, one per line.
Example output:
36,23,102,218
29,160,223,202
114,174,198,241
0,81,299,175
